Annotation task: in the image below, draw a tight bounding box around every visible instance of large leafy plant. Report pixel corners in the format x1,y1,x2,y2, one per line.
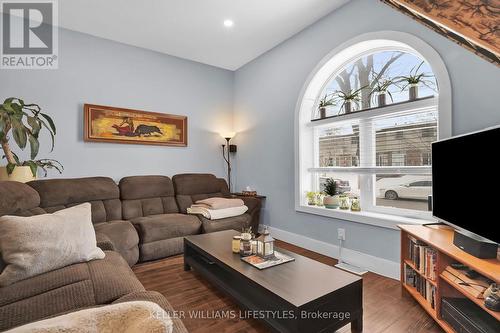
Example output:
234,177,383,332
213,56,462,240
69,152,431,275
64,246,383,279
332,85,368,113
318,94,335,109
369,77,395,103
395,61,435,91
323,178,338,197
0,98,63,177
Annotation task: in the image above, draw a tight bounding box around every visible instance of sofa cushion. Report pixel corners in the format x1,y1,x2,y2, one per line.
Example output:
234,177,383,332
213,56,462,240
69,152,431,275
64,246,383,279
0,203,105,287
87,251,145,304
95,232,115,252
28,177,122,223
0,251,143,332
0,262,92,308
131,214,201,243
172,174,229,213
172,173,229,195
0,181,40,216
199,214,251,233
94,220,139,266
120,176,179,220
138,237,185,261
120,175,175,200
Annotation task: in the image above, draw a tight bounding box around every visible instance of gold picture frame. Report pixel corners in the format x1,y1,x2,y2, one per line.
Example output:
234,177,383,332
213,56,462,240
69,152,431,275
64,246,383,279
84,104,187,146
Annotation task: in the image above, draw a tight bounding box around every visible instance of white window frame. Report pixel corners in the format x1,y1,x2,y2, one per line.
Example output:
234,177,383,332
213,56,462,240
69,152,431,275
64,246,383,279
294,32,452,230
309,97,438,220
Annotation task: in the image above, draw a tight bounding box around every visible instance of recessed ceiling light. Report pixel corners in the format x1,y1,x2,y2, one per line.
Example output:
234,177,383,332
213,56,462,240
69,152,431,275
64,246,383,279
223,19,234,28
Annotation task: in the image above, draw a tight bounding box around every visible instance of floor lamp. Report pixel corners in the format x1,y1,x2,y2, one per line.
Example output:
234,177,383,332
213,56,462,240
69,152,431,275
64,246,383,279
221,132,237,192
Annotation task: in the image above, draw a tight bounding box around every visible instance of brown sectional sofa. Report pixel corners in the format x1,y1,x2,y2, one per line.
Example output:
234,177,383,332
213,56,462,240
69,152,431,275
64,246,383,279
0,173,261,332
119,175,202,262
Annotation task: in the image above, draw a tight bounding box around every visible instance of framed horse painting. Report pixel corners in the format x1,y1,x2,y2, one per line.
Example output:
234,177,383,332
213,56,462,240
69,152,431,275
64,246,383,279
84,104,187,146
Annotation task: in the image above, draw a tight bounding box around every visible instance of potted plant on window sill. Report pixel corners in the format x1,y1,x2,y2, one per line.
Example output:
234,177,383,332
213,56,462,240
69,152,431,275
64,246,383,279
0,98,63,182
317,94,335,119
369,79,394,107
323,178,340,209
395,61,435,101
306,191,317,205
333,86,366,114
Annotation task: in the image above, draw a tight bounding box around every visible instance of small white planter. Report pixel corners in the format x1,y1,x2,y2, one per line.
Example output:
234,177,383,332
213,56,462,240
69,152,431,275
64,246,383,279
0,166,36,183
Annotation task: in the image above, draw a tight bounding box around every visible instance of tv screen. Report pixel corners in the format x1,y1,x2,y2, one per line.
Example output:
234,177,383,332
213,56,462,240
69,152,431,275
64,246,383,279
432,127,499,244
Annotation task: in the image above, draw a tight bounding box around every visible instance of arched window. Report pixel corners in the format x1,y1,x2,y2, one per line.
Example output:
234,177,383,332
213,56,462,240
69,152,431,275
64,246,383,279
295,32,451,226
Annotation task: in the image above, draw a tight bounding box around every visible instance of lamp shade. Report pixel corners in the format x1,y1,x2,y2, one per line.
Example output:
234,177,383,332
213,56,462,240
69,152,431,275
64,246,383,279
220,132,236,139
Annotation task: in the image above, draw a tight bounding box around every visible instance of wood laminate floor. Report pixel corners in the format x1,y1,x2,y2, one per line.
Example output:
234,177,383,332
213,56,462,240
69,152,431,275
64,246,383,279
133,239,443,333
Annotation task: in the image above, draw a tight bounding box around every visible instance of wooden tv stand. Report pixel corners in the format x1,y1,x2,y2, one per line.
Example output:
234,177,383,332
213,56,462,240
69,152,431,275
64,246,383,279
399,225,500,333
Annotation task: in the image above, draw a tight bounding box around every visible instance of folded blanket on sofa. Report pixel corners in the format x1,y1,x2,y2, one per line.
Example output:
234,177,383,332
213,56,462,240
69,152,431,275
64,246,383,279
187,205,248,220
192,197,244,210
6,301,173,333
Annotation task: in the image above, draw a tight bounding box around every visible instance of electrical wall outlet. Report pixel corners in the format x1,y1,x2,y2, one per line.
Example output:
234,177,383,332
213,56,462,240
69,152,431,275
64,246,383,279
337,228,346,241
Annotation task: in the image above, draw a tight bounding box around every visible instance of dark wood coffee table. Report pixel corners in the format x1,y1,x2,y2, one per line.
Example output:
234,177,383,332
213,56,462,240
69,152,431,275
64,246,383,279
184,230,363,333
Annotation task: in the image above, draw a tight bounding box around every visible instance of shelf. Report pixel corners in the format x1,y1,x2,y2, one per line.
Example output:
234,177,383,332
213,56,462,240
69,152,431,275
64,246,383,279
403,283,436,316
404,259,437,287
310,95,437,123
400,225,500,333
399,225,500,283
440,273,500,321
402,284,454,333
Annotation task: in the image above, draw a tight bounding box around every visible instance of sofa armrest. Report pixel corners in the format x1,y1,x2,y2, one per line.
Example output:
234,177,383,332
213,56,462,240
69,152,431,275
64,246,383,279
95,232,116,251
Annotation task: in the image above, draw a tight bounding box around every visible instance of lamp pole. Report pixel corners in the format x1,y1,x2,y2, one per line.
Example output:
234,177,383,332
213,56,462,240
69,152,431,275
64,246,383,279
222,137,232,192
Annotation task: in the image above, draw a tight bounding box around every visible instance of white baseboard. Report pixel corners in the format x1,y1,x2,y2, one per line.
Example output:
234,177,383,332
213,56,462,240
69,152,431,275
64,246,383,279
267,226,400,280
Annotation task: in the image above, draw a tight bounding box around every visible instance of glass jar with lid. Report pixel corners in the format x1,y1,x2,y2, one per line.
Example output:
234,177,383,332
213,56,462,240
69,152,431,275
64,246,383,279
232,235,241,253
239,233,253,256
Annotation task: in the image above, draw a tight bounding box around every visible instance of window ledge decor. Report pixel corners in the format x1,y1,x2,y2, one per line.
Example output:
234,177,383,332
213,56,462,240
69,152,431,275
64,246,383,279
297,204,433,230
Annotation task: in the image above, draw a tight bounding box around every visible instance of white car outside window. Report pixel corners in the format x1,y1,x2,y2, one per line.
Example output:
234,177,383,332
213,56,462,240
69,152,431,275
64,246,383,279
378,177,432,200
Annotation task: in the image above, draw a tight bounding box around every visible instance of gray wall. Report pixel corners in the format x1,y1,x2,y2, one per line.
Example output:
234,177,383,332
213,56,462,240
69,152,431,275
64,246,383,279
233,0,500,262
0,26,234,180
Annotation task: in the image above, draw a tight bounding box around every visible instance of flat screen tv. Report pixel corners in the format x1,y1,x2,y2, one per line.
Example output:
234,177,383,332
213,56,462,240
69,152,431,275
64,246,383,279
432,126,499,245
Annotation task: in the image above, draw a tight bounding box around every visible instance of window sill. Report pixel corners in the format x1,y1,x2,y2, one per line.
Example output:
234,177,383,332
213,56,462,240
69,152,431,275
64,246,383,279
296,204,436,230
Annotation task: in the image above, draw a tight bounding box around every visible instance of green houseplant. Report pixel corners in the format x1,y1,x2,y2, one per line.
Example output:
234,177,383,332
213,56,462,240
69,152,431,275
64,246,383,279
317,94,335,119
306,191,317,205
333,86,367,114
369,78,394,107
323,178,340,209
0,98,63,182
395,61,435,101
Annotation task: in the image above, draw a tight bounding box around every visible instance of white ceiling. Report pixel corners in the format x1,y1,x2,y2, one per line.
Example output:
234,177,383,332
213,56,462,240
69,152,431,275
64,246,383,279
57,0,349,70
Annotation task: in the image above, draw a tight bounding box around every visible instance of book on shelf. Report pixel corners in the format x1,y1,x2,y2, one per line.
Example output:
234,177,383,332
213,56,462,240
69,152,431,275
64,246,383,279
404,264,436,309
408,236,437,281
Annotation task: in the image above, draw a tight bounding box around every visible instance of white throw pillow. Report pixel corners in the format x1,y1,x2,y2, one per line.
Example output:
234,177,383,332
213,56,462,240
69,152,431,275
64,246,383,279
0,203,105,286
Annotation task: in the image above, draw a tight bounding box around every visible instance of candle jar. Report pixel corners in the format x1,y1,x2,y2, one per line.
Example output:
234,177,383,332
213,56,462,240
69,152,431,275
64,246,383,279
239,233,252,257
339,195,350,210
351,197,361,212
232,236,241,253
